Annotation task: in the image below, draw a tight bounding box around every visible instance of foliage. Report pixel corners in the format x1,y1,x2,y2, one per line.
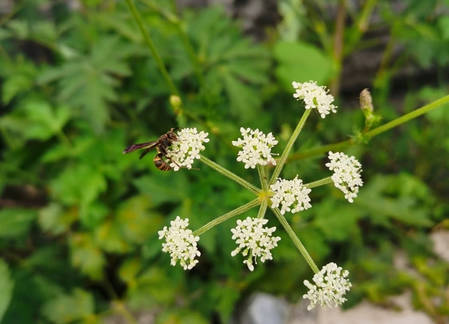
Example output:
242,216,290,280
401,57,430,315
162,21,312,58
0,0,448,323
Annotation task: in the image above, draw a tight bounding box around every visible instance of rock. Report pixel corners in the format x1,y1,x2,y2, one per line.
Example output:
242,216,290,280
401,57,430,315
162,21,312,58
431,230,449,263
288,292,433,324
238,293,289,324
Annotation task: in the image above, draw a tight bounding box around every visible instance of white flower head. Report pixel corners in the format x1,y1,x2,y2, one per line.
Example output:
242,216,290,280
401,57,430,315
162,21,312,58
292,81,337,118
232,128,278,169
158,216,201,270
231,217,281,271
270,176,312,215
166,128,209,171
303,262,351,311
325,151,363,203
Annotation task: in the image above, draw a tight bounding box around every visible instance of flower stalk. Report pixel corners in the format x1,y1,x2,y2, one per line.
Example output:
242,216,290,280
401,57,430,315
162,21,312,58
271,207,319,274
289,94,449,161
305,177,333,188
125,0,179,96
194,198,260,236
256,200,268,219
270,109,312,183
199,155,260,194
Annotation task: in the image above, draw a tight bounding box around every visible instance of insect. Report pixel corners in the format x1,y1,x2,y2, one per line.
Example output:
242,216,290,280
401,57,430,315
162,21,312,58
123,128,178,171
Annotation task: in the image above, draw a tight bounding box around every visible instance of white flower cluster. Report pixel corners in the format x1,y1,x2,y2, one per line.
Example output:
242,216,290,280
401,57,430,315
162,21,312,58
231,217,281,271
158,216,201,270
325,151,363,203
303,262,351,311
166,128,209,171
270,176,312,215
292,81,337,118
232,128,278,169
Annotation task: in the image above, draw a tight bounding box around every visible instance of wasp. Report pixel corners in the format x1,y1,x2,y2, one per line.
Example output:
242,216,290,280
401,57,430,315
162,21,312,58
123,128,178,171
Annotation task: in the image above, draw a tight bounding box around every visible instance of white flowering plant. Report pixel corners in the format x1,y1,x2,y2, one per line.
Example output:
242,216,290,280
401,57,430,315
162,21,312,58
123,81,374,311
123,77,449,312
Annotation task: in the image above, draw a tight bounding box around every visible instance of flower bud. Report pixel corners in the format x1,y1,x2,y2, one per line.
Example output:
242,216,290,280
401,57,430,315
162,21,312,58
359,88,373,115
169,95,182,112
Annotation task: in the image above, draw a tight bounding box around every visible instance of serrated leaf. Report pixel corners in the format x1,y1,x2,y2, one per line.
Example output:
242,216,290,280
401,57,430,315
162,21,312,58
38,37,136,133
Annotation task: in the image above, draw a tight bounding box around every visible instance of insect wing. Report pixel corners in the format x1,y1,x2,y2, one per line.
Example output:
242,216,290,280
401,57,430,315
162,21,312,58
123,141,158,154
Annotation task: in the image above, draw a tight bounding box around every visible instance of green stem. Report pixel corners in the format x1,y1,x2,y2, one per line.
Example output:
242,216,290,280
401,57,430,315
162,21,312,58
271,207,319,273
289,95,449,161
194,198,260,236
125,0,178,95
329,0,347,96
305,176,333,189
256,200,268,219
140,0,204,85
199,155,260,194
270,109,312,184
257,165,268,190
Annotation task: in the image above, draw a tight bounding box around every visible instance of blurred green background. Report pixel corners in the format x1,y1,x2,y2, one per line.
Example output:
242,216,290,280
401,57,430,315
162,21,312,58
1,0,449,323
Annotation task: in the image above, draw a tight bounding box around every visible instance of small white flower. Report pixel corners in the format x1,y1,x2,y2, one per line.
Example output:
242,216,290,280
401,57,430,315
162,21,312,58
232,127,278,169
303,262,351,311
231,217,281,271
158,216,201,270
166,128,209,171
292,81,337,118
270,176,312,215
325,151,363,203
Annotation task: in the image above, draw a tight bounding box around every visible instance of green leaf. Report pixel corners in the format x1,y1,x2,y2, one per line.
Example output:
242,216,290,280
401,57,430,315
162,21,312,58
69,233,105,280
0,209,36,239
312,200,362,242
0,100,71,143
116,195,164,245
0,260,14,322
41,288,94,324
50,164,107,207
38,204,77,235
274,41,333,88
356,175,434,227
38,37,136,133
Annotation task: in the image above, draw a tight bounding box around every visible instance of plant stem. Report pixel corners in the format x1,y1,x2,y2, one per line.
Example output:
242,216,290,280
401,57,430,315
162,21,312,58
288,94,449,161
271,207,319,273
305,176,333,189
140,0,204,85
257,165,268,190
125,0,179,95
256,200,268,219
329,0,347,96
199,155,260,194
194,198,260,236
270,109,312,184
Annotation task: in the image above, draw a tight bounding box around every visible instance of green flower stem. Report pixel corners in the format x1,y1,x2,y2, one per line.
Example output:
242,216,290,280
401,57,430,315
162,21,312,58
270,109,312,184
257,165,268,190
289,94,449,161
256,200,268,219
140,0,204,85
125,0,179,95
199,155,260,194
305,176,333,189
194,198,260,236
271,207,319,274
